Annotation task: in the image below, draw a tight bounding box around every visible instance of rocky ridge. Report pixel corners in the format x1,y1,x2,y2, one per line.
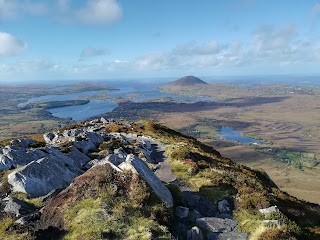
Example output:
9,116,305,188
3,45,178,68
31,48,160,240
0,118,319,239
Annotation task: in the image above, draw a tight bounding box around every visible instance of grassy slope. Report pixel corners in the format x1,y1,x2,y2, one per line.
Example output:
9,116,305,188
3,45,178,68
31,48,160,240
142,122,320,240
0,121,319,239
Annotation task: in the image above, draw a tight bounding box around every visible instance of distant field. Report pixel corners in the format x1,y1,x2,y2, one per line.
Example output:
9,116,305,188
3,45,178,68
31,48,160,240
1,81,320,204
152,83,320,203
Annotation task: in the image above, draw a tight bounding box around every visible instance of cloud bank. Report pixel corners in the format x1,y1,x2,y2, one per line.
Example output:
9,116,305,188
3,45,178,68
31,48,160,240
0,0,122,25
0,32,27,56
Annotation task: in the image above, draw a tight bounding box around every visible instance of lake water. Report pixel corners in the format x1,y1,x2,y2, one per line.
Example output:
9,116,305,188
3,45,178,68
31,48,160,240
48,100,118,120
219,126,263,144
19,82,213,120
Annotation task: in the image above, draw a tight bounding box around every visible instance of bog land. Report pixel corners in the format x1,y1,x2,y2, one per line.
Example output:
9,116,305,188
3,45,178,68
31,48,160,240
1,81,320,204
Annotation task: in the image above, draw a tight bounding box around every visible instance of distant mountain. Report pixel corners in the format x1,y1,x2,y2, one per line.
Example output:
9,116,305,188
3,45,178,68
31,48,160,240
167,76,208,86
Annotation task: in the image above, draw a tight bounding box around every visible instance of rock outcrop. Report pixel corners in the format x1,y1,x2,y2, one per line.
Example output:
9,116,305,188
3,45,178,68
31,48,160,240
259,205,279,215
0,145,47,170
119,154,173,207
196,217,247,239
8,154,83,198
3,197,36,217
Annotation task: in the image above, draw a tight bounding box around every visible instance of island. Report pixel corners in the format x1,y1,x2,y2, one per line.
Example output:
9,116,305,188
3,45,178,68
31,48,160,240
18,100,90,110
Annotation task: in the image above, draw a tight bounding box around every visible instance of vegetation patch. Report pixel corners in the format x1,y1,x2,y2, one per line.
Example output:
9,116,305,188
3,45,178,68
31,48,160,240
38,164,172,240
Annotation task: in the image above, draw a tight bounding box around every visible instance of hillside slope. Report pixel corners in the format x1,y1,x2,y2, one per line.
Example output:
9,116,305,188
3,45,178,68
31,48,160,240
0,119,319,240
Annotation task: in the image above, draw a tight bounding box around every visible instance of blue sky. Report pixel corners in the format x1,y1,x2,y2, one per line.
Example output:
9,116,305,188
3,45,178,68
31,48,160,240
0,0,319,82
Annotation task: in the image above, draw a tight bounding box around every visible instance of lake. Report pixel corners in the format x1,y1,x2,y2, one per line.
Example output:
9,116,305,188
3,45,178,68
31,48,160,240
219,126,263,144
19,81,213,120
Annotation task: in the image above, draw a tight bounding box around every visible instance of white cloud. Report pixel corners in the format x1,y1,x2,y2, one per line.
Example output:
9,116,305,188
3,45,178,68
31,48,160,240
80,47,109,58
252,24,296,55
0,0,47,19
76,0,122,25
0,0,122,25
127,25,319,72
0,32,27,56
1,24,319,80
134,52,170,70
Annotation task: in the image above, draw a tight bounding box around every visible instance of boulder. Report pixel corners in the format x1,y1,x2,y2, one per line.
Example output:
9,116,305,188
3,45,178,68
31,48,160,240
63,128,83,138
15,212,40,225
218,199,230,213
68,146,91,168
100,117,108,124
0,146,47,170
84,132,104,145
259,205,279,215
74,140,96,154
119,154,173,207
10,139,36,148
44,129,104,148
192,210,203,221
183,192,215,217
139,140,152,150
175,206,189,219
8,148,83,197
4,197,36,217
196,217,237,233
187,226,203,240
43,132,60,144
85,158,122,172
106,154,126,166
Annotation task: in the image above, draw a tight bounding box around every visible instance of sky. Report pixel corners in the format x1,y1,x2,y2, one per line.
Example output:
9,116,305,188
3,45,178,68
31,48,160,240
0,0,319,82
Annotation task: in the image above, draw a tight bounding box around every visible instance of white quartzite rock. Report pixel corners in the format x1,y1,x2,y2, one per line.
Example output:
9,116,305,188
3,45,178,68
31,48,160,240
259,205,279,215
3,197,35,217
187,226,203,240
0,146,47,170
119,154,173,207
8,147,84,198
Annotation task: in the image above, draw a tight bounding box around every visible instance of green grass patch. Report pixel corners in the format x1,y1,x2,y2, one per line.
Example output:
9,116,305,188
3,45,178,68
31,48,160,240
199,185,236,202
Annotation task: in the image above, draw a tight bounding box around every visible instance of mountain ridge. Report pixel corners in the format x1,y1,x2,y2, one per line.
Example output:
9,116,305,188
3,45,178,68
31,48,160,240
0,118,319,239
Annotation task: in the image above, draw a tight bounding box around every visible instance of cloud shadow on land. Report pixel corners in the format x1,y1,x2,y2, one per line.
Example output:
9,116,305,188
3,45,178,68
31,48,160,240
101,96,290,120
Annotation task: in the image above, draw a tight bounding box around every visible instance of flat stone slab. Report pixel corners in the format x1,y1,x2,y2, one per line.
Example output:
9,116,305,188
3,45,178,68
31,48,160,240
196,217,237,233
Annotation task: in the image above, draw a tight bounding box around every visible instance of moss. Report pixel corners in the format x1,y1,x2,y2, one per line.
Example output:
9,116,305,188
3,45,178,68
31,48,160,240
98,139,121,151
199,185,236,202
64,198,106,240
0,170,13,195
11,192,44,208
0,217,29,240
57,165,172,240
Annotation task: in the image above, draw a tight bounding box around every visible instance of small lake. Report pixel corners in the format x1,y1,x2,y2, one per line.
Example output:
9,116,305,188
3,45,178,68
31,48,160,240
19,82,213,120
219,126,263,144
48,100,118,120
